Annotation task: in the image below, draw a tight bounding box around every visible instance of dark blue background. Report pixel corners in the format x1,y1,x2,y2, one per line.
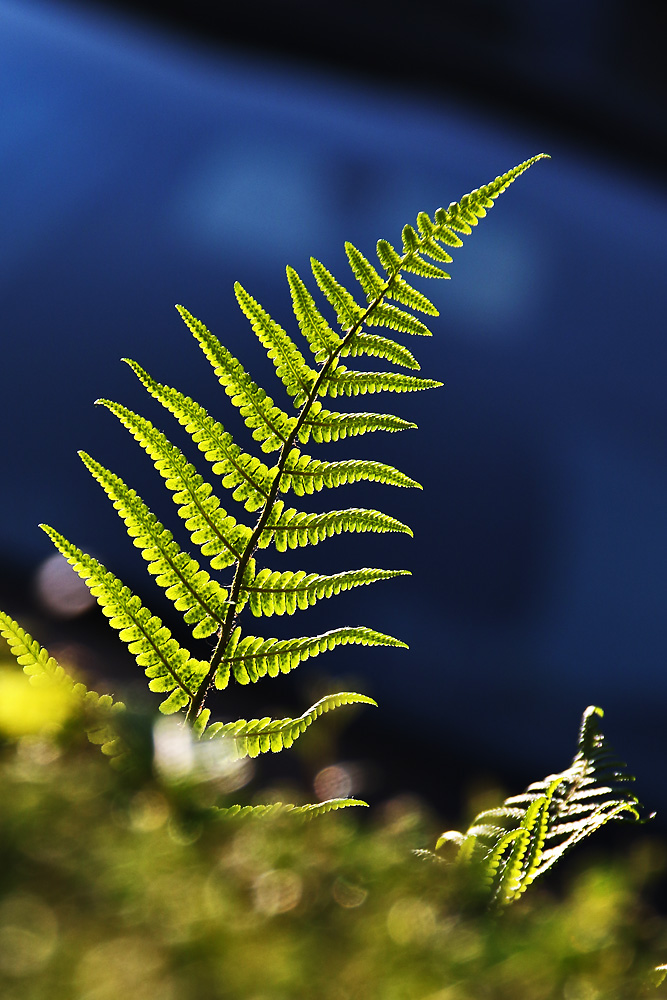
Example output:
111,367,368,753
1,0,666,810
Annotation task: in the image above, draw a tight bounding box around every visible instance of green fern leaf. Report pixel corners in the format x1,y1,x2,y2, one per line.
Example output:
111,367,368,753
79,452,229,639
310,257,364,331
344,242,386,301
437,704,645,907
216,798,368,819
124,360,274,508
0,611,126,757
204,691,376,757
279,448,421,494
234,282,317,405
385,275,438,317
176,305,297,452
319,365,441,398
40,526,207,715
299,403,416,444
364,301,434,336
400,255,451,280
433,154,549,237
419,237,454,263
97,400,253,564
340,332,420,370
241,566,410,617
376,239,404,274
216,625,407,688
286,265,342,360
257,503,412,551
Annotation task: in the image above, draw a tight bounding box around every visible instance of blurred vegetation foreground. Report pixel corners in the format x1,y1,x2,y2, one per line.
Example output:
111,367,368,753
1,664,667,1000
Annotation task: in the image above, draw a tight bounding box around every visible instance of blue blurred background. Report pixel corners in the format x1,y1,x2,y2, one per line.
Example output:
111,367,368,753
1,0,666,813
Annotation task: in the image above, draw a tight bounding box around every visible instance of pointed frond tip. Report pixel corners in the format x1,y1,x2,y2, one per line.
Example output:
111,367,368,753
216,798,369,820
203,691,377,757
376,154,549,282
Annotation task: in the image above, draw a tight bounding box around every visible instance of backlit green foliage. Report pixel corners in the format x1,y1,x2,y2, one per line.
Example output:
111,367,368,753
2,154,551,814
432,707,647,909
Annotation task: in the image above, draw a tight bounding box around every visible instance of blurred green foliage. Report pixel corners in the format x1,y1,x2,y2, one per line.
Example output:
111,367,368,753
1,667,666,1000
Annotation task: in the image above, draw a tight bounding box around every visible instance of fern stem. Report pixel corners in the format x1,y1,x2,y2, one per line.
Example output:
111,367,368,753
185,269,406,722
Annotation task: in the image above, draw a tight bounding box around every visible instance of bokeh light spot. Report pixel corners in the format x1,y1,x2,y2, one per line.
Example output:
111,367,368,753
314,764,353,801
254,869,303,916
35,553,95,618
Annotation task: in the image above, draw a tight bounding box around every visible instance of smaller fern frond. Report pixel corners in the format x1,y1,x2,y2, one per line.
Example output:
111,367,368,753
299,403,417,444
204,691,377,758
79,452,229,639
435,703,645,908
97,400,254,564
241,566,410,617
216,625,407,688
124,360,273,509
216,798,368,819
279,449,421,495
0,610,125,757
257,504,412,552
40,527,208,715
176,305,297,452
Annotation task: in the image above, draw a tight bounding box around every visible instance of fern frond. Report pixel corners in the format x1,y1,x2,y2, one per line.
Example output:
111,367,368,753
204,691,376,757
0,610,125,757
432,154,549,235
279,449,421,495
97,400,253,565
176,305,297,452
286,265,342,361
299,403,416,444
344,241,386,301
79,452,229,639
319,365,441,398
340,332,420,370
257,503,412,551
437,704,644,908
375,155,549,293
241,566,410,617
400,255,451,280
310,258,364,331
40,526,207,715
124,360,273,508
385,275,439,316
234,282,317,406
216,798,368,819
364,301,433,337
215,626,407,688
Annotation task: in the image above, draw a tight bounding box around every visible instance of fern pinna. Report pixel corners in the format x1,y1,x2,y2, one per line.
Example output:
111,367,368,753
431,706,646,909
25,154,547,809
